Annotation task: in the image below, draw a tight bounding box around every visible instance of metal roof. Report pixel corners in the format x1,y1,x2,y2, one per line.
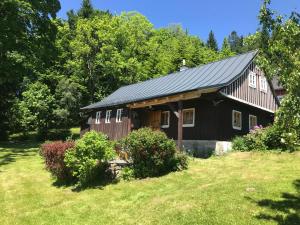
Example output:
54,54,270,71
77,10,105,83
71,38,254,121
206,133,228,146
82,50,258,109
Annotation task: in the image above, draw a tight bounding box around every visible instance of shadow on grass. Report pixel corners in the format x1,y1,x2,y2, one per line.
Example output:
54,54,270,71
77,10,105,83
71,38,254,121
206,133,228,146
0,142,39,167
252,179,300,225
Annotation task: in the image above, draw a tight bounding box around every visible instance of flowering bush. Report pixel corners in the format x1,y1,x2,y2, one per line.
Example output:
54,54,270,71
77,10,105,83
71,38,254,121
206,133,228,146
232,125,299,151
40,141,75,180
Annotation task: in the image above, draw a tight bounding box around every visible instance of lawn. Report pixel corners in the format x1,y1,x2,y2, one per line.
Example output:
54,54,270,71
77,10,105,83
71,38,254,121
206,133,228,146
0,141,299,225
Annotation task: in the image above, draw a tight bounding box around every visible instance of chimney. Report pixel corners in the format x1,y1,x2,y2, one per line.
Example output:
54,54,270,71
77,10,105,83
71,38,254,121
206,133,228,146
180,59,188,71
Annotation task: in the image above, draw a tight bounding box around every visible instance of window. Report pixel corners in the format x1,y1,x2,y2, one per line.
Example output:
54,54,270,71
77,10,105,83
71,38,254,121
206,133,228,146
249,71,257,88
183,108,195,127
232,110,242,130
249,115,257,130
105,110,111,123
161,111,170,128
260,77,268,93
95,111,101,124
116,109,123,123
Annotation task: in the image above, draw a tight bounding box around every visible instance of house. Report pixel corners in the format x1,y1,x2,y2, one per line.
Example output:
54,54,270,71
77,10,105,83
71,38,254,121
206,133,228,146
80,50,280,154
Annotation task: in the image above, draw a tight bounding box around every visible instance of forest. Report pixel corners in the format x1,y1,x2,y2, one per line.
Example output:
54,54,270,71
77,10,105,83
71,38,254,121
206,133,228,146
0,0,299,140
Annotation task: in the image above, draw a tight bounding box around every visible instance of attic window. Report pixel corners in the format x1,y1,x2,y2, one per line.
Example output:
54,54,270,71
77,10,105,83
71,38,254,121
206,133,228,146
232,110,242,130
161,111,170,128
116,109,123,123
95,111,101,124
105,110,112,123
260,77,268,93
249,71,257,88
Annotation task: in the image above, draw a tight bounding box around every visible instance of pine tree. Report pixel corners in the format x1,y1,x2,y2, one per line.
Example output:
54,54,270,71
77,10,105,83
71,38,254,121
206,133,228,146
221,37,230,51
228,31,244,53
206,30,218,51
78,0,94,18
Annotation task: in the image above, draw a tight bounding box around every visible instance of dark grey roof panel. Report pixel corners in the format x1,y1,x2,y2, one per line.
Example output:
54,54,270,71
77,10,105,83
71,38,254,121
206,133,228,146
82,50,258,109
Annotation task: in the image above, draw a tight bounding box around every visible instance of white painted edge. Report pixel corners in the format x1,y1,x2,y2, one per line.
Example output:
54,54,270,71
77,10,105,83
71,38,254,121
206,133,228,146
220,92,275,113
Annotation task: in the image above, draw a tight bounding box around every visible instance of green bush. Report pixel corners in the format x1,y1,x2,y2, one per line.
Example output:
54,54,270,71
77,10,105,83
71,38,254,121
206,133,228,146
64,131,115,186
120,128,188,178
232,125,299,151
120,167,135,181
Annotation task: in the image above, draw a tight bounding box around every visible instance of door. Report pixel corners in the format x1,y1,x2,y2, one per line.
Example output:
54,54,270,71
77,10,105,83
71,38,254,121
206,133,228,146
146,111,161,130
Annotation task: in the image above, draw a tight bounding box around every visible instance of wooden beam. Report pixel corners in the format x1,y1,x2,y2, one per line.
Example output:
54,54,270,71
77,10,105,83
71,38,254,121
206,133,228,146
168,103,179,118
127,109,132,134
127,88,216,109
177,101,183,150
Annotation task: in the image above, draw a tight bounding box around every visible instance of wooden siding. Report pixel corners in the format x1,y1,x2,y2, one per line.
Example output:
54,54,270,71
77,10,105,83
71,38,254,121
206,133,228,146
220,62,278,112
86,108,130,140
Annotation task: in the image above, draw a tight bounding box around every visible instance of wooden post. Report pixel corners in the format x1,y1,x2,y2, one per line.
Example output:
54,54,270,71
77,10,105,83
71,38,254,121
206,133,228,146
127,108,132,134
177,101,183,150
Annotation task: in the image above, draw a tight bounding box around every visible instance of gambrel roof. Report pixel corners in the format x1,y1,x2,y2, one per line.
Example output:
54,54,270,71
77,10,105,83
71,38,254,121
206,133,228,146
82,50,258,109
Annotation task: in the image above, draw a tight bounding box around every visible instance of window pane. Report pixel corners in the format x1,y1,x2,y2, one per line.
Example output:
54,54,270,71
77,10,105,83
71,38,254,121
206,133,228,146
183,109,194,125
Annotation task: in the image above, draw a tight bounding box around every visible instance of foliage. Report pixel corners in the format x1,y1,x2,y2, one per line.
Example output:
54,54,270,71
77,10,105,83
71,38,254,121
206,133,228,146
18,82,55,139
257,0,300,138
64,131,115,186
120,128,188,178
232,125,299,151
206,30,218,51
40,141,75,181
119,167,135,181
228,31,244,53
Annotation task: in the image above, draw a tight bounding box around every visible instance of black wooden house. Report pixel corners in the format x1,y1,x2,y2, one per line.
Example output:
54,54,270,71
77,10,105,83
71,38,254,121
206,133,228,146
81,50,279,153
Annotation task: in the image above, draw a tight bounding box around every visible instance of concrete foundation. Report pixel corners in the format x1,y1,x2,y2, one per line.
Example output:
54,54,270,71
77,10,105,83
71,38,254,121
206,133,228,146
178,140,232,158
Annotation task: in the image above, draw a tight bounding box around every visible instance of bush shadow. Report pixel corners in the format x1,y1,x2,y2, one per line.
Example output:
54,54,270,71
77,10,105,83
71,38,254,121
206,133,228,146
250,179,300,225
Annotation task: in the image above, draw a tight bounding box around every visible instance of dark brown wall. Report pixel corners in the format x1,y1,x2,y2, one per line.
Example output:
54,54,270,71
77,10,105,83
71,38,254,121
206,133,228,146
82,96,274,141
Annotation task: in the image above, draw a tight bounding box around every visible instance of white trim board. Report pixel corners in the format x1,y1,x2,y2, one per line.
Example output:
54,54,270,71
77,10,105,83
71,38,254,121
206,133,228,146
220,92,275,113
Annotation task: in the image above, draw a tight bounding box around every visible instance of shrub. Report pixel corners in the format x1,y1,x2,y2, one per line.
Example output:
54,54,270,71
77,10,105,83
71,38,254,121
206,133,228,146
120,167,135,181
64,131,115,186
232,125,299,151
40,141,75,181
120,128,188,178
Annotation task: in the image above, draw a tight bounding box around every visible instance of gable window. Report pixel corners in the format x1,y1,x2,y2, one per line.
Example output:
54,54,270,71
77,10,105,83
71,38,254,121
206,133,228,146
183,108,195,127
116,109,123,123
95,111,101,124
232,110,242,130
161,111,170,128
249,115,257,130
260,77,268,93
249,71,257,88
105,110,112,123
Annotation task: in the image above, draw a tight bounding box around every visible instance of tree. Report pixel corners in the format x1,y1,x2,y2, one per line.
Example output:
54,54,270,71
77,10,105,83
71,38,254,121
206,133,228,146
258,0,300,137
18,82,55,138
54,79,83,128
0,0,60,140
206,30,218,51
78,0,94,19
228,31,244,53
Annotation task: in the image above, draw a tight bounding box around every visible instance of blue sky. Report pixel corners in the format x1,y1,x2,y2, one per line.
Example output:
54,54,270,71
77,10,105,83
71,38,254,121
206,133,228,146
58,0,299,46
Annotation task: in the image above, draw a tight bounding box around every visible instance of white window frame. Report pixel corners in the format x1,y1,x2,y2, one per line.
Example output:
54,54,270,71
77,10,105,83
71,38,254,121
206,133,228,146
182,108,195,127
232,110,242,130
161,111,170,128
249,71,257,88
260,77,268,93
105,110,112,123
95,111,101,124
116,109,123,123
249,114,257,130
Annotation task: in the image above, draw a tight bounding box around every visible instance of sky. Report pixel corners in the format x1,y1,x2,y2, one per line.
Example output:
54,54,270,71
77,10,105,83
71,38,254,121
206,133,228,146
57,0,299,46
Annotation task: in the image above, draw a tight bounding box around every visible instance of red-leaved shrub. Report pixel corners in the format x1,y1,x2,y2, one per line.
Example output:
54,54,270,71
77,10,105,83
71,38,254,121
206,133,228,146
40,141,75,181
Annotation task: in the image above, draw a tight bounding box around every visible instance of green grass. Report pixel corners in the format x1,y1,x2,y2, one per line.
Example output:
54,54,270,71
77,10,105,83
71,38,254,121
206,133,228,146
0,142,299,225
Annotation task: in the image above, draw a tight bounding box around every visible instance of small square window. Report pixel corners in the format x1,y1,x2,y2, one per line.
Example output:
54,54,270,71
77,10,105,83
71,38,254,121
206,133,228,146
249,115,257,130
249,71,257,88
183,108,195,127
105,110,112,123
161,111,170,128
95,111,101,124
232,110,242,130
116,109,123,123
260,77,268,93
